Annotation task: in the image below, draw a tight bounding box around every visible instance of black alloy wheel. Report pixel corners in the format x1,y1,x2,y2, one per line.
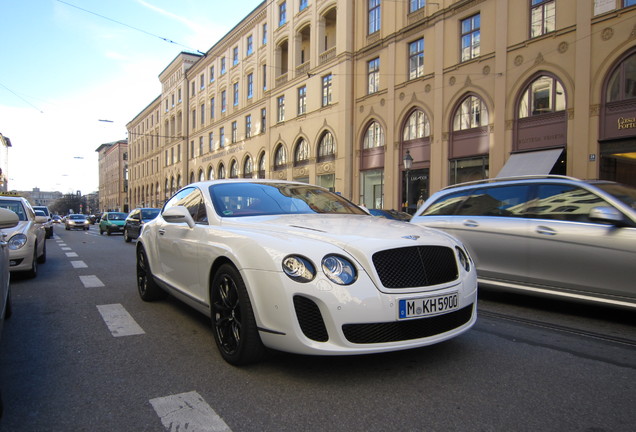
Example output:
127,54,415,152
211,264,265,365
136,247,166,301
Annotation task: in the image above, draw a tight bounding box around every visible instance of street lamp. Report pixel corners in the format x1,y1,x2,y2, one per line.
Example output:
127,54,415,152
403,150,413,214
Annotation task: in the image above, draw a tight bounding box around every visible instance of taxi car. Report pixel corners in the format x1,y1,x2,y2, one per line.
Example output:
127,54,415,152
137,180,477,365
99,211,127,235
0,196,47,278
411,175,636,309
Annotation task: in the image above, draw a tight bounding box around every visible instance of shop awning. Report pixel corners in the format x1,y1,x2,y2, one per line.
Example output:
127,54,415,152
496,149,563,178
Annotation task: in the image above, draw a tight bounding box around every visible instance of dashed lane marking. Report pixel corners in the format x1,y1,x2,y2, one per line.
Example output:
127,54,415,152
96,304,145,337
150,391,232,432
70,260,88,269
79,275,105,288
65,252,79,258
61,247,71,251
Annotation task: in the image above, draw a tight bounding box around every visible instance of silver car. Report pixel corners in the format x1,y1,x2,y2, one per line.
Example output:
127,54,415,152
411,175,636,309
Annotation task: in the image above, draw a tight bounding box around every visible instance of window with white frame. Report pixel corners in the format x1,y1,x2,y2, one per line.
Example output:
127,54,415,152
530,0,555,38
247,73,254,99
409,38,424,80
245,114,252,138
210,66,215,82
219,127,225,148
403,110,430,140
200,74,205,90
363,121,385,149
277,95,285,122
453,95,489,131
210,97,215,119
231,121,238,143
221,57,226,74
294,139,309,165
518,75,566,118
243,156,253,178
300,0,308,12
247,35,253,56
221,90,227,113
233,82,239,106
460,14,480,62
209,132,214,152
200,103,205,125
279,1,287,27
298,85,307,115
262,23,268,45
322,74,333,107
274,144,287,169
369,0,381,35
368,58,380,94
318,131,335,161
410,0,425,13
233,46,239,66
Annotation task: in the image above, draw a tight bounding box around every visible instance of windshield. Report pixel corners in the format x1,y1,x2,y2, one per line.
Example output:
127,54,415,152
594,182,636,210
141,209,160,220
70,214,86,220
108,213,127,220
209,183,367,217
0,200,26,221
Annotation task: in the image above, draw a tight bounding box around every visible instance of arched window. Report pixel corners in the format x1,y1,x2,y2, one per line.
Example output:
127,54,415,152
294,139,309,166
403,110,430,140
218,163,226,179
177,175,182,189
317,131,335,161
230,160,239,178
207,165,215,180
274,144,287,170
453,95,488,131
518,75,566,118
258,152,266,178
189,171,195,184
363,121,384,149
243,156,253,178
606,52,636,102
198,169,205,182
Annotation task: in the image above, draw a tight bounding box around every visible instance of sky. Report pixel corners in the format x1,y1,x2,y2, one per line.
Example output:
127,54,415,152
0,0,264,195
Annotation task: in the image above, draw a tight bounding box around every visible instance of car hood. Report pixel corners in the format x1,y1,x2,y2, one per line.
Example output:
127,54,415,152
221,214,459,254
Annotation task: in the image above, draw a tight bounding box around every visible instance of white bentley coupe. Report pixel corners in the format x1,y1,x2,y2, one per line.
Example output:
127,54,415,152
136,180,477,365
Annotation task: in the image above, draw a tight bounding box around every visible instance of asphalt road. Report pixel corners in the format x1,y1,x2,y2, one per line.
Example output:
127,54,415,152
0,224,634,431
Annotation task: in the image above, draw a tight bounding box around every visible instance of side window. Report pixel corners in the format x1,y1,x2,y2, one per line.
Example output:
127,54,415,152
163,188,194,213
457,185,532,217
422,190,472,216
527,184,610,223
163,187,207,224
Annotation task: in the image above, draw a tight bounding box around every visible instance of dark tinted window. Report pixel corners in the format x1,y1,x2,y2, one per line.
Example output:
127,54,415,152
163,188,207,223
422,190,472,216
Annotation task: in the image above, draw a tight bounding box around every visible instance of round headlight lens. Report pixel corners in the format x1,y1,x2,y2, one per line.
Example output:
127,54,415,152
282,255,316,283
322,255,357,285
8,234,27,250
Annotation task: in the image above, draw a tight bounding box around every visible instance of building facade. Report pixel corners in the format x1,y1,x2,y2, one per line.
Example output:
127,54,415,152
127,0,636,213
96,140,129,212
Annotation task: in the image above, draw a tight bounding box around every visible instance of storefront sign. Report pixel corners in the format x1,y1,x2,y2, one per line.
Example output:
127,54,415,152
617,117,636,130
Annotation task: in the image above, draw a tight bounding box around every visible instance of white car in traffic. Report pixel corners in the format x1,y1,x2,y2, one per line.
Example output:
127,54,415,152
136,180,478,365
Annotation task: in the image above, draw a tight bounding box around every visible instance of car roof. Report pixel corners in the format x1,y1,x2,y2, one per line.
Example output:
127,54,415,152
438,175,607,191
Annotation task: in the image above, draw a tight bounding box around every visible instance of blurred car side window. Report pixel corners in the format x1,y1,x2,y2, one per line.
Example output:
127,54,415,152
455,185,532,217
421,191,471,216
525,184,611,223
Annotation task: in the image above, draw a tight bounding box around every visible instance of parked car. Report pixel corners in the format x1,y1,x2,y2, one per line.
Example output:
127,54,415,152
99,212,127,235
0,208,18,418
368,208,412,221
124,208,160,242
0,196,47,278
410,175,636,309
32,205,53,238
65,214,90,231
136,180,477,365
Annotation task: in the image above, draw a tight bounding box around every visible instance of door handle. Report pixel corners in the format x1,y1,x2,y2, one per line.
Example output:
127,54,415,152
158,229,165,236
536,226,556,236
462,220,479,228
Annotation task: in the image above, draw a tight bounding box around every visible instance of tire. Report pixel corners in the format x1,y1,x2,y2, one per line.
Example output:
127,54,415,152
99,228,104,235
124,228,132,243
65,226,70,231
37,240,46,264
25,248,37,279
211,263,265,365
5,287,12,320
136,246,166,301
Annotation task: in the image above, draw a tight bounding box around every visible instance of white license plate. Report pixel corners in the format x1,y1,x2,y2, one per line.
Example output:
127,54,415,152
398,293,459,319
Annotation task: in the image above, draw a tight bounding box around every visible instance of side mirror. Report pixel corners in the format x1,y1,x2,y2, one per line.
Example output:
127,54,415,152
589,206,626,227
35,215,49,224
0,208,19,229
162,206,195,229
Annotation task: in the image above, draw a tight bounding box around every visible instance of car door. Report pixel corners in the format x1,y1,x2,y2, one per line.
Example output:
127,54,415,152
155,188,209,304
128,210,141,237
523,183,636,301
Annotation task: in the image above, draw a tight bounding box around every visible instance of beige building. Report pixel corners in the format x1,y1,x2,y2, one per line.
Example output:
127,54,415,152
127,0,636,213
96,140,129,212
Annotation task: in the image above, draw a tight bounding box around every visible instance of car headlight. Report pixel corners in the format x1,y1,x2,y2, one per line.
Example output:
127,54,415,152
282,255,316,283
8,234,27,250
455,246,471,272
322,255,357,285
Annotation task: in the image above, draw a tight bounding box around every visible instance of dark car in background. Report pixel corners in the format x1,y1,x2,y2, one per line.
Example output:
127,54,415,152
33,205,53,238
124,208,160,242
410,175,636,309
